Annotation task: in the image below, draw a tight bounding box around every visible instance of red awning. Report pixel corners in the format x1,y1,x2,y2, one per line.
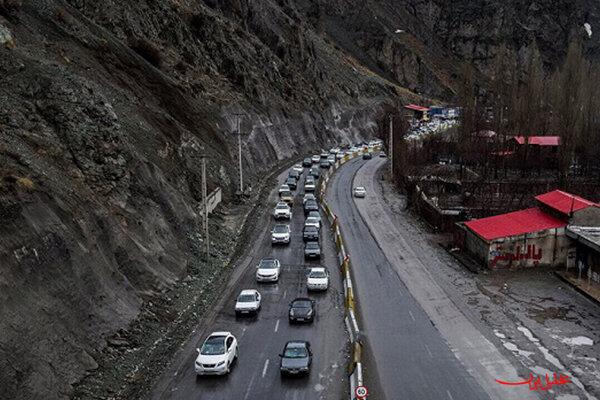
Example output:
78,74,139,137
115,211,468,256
464,208,566,241
535,190,597,215
513,136,560,146
404,104,429,112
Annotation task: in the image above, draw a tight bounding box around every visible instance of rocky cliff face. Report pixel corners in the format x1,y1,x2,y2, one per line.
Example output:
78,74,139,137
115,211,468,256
1,0,598,399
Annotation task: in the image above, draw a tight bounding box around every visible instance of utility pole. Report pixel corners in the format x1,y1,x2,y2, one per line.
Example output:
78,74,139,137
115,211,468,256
389,114,394,179
233,114,244,194
201,154,210,260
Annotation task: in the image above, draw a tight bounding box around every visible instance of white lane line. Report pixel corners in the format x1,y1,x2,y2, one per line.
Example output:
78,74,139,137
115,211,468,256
408,310,416,321
424,343,433,358
243,372,257,400
283,289,288,299
262,359,270,378
446,390,454,400
274,319,280,333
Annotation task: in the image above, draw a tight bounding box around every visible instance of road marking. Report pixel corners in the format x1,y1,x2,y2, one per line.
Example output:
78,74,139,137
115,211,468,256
446,390,454,400
262,359,270,378
283,289,287,298
243,372,257,400
409,310,416,321
424,343,433,358
274,319,280,332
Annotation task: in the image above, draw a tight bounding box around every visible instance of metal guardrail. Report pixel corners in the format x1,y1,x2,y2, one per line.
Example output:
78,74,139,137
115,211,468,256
317,145,380,400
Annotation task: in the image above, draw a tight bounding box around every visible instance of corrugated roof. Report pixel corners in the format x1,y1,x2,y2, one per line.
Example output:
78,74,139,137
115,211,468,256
535,190,597,215
464,208,566,241
404,104,429,112
513,136,560,146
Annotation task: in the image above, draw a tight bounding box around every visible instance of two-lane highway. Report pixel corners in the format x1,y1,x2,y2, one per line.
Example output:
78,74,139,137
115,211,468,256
326,157,491,400
150,166,347,400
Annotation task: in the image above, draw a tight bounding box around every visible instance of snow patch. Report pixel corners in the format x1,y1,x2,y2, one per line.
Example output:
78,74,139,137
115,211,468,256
562,336,594,347
395,29,405,34
493,329,506,339
584,23,592,38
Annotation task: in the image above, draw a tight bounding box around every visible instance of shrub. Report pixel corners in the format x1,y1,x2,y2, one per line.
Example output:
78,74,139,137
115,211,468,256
16,177,34,189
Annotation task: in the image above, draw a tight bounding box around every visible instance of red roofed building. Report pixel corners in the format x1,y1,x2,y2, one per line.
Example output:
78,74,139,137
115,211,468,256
460,190,596,269
404,104,429,121
512,136,560,146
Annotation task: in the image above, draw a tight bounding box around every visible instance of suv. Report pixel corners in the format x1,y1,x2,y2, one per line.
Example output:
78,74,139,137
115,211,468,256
311,154,320,164
304,180,316,192
235,289,261,316
307,267,329,291
302,158,312,168
304,216,320,230
271,224,291,244
307,211,321,224
195,332,238,376
273,202,292,220
289,170,300,180
319,159,330,169
310,167,320,179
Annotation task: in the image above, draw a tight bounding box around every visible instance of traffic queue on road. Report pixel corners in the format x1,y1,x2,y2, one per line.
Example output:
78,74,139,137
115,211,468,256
194,146,353,379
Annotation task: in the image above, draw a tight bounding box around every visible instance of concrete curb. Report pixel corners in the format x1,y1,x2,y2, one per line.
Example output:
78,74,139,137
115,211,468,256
317,145,380,400
554,271,600,307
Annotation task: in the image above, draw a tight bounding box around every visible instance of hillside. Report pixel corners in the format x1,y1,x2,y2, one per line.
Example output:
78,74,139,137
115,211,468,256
1,0,598,399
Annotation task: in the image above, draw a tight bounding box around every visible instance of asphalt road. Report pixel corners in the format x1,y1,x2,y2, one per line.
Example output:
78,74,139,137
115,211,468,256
150,166,347,400
326,157,491,400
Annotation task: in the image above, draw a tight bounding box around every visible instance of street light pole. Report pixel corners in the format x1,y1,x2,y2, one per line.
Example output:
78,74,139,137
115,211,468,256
201,154,210,260
234,114,244,194
389,114,394,179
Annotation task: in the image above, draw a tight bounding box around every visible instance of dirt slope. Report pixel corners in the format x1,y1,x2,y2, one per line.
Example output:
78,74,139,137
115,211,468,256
1,0,599,399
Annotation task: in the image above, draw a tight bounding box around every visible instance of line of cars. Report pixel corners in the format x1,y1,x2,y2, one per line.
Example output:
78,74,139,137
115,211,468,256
195,151,335,378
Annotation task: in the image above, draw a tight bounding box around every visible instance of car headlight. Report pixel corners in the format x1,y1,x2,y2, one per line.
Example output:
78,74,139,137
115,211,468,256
216,361,225,367
289,309,295,316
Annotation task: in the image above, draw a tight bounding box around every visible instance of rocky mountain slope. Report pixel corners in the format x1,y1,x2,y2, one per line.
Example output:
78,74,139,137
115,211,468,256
1,0,598,399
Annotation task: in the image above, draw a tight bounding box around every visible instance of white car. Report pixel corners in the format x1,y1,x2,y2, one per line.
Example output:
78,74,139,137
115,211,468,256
235,289,261,316
271,224,291,244
330,147,340,154
327,155,336,165
305,181,316,192
307,267,329,291
279,184,290,194
353,186,366,198
304,217,320,230
303,193,316,204
311,154,320,163
195,332,238,375
293,164,304,174
273,202,292,220
256,258,281,282
336,152,344,160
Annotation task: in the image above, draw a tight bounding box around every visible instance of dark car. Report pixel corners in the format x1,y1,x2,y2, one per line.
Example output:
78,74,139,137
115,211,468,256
288,298,315,323
319,160,331,169
304,200,319,215
310,167,320,179
303,225,319,242
285,177,297,190
289,170,300,180
279,341,312,376
302,158,312,168
362,152,373,160
304,241,321,259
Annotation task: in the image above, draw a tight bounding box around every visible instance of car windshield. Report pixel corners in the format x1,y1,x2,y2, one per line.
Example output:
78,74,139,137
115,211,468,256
309,212,319,218
306,242,319,249
238,294,256,302
292,300,312,308
201,336,226,355
281,191,292,197
273,225,288,233
306,218,317,224
259,259,277,269
304,226,317,232
309,270,327,278
276,204,288,209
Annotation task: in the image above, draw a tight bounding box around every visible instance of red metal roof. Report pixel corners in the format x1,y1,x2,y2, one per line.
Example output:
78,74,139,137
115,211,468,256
464,208,566,241
404,104,429,112
513,136,560,146
535,190,597,215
